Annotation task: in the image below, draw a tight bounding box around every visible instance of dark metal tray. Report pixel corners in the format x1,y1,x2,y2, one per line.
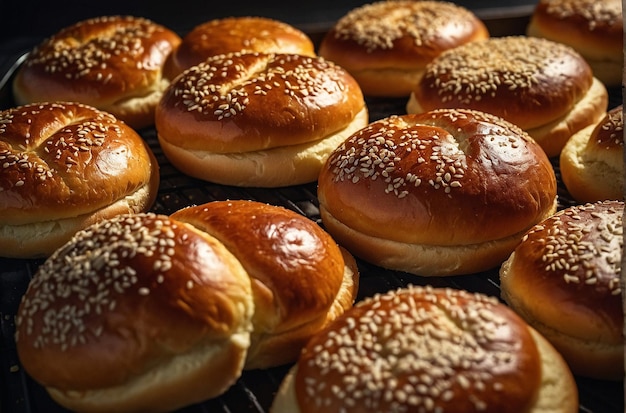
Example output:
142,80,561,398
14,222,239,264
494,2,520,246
0,12,624,412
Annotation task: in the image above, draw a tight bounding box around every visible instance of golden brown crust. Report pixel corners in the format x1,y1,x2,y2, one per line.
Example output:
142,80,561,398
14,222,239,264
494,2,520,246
560,105,624,202
317,109,557,275
12,16,181,129
281,286,570,413
318,0,489,97
165,16,315,79
0,102,159,258
409,36,596,130
527,0,623,85
170,200,359,369
156,52,367,186
500,200,624,380
15,213,255,412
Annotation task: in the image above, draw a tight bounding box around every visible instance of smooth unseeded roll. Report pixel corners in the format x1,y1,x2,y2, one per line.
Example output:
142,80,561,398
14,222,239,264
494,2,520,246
527,0,623,87
170,200,359,370
406,36,608,157
164,16,316,80
271,285,578,413
500,200,624,380
317,109,557,276
13,16,181,129
318,0,489,97
15,213,256,413
156,52,368,187
560,105,623,202
0,102,159,258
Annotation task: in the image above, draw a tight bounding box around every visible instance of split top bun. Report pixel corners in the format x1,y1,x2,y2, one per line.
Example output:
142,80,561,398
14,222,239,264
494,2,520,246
0,102,159,258
164,16,316,79
13,16,181,129
318,0,489,97
560,104,623,202
271,285,578,413
16,201,359,413
406,36,608,157
317,109,557,276
527,0,623,86
500,200,624,380
156,52,368,187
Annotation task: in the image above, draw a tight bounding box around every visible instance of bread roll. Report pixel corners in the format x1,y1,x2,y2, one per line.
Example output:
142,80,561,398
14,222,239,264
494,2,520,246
0,102,159,258
317,109,557,276
16,200,359,412
156,52,368,187
318,0,489,97
406,36,608,157
271,285,578,413
527,0,623,86
170,200,359,369
500,200,624,380
15,213,255,413
164,16,315,79
13,16,181,129
559,104,623,202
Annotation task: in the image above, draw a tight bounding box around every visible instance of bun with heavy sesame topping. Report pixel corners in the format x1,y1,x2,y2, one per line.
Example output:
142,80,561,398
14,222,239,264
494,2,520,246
499,200,624,380
271,285,578,413
164,16,316,80
0,102,159,259
559,105,623,202
526,0,623,87
15,213,256,413
318,0,489,97
155,52,368,187
170,200,359,370
406,36,608,157
12,16,181,129
317,109,557,276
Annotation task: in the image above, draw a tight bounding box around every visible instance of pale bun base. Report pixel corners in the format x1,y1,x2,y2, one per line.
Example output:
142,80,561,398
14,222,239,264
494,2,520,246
559,124,624,202
244,247,359,370
319,200,557,276
0,182,157,259
158,108,368,187
349,67,425,97
270,328,578,413
406,77,608,157
47,331,250,413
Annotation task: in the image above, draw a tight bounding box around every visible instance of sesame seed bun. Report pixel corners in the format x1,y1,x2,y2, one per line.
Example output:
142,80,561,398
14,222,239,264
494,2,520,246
526,0,623,87
12,16,181,129
170,200,359,370
164,16,316,80
15,213,256,413
0,102,159,259
318,0,489,97
499,200,624,380
406,36,608,157
271,286,578,413
317,109,557,276
155,52,368,187
559,105,623,202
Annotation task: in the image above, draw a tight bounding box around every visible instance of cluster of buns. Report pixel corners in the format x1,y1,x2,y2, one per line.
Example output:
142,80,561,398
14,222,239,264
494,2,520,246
317,108,557,276
0,102,159,258
15,200,359,413
271,285,578,413
500,200,623,380
318,0,489,97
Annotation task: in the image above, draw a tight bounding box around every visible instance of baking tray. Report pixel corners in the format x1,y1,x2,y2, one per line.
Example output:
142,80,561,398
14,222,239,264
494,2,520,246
0,10,624,413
